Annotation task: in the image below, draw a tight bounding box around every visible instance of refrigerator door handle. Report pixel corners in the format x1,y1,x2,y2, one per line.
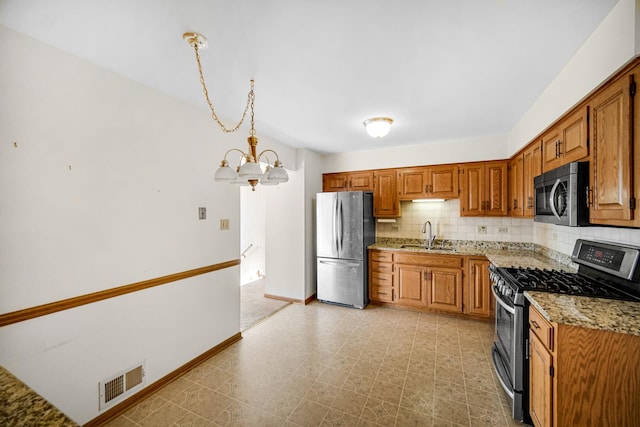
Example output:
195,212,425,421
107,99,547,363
318,259,361,267
332,196,339,254
338,199,344,253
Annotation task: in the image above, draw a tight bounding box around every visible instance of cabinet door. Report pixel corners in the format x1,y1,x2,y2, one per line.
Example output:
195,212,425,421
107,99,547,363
485,161,509,216
373,170,400,217
509,155,524,217
349,171,374,191
426,267,462,313
428,165,459,198
589,74,635,224
523,142,542,217
541,127,561,172
399,168,428,199
467,259,491,317
395,263,428,308
560,107,588,163
322,173,348,192
529,332,554,427
460,164,484,216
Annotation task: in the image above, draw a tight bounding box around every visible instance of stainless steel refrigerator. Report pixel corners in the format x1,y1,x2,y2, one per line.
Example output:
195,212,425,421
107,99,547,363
316,191,375,309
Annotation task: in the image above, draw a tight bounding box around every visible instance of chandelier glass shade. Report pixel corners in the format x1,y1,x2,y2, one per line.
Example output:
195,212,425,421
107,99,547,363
183,32,288,190
363,117,393,138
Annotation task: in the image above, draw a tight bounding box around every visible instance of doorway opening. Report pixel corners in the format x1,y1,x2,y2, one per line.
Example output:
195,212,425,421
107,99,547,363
239,186,289,330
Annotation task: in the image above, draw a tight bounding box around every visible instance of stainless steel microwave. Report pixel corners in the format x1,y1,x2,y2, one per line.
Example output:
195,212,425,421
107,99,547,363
534,161,590,226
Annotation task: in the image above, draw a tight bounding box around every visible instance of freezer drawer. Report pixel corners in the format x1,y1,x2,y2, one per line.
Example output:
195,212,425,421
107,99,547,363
317,258,367,309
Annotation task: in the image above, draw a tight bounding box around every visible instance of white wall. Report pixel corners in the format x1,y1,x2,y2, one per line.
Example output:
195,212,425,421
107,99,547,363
0,25,252,424
322,134,508,173
263,148,322,301
508,0,640,154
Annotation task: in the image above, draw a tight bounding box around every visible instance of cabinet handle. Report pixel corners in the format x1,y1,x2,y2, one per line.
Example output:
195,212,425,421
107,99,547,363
378,292,387,296
586,185,592,207
513,199,518,209
531,320,541,330
527,196,533,209
425,185,429,193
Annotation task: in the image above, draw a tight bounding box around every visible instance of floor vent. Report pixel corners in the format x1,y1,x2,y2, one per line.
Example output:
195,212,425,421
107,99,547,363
99,361,146,410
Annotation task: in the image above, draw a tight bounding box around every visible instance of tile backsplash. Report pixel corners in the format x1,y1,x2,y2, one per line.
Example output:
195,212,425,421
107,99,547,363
376,200,533,242
376,199,640,256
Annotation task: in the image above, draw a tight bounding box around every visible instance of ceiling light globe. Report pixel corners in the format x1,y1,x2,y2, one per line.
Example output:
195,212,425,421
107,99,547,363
267,162,289,183
363,117,393,138
238,159,263,180
214,161,237,182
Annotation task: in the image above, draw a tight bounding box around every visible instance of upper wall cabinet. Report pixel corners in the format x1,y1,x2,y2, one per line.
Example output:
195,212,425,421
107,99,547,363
587,63,639,227
398,165,459,200
509,141,542,218
460,161,508,217
373,169,400,217
541,106,589,172
322,171,374,192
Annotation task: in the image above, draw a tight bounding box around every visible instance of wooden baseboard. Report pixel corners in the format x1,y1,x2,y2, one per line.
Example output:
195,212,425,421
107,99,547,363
304,294,316,305
264,293,302,304
83,332,242,427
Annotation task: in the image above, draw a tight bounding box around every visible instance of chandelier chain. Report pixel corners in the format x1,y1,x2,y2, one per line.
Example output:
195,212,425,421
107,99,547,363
194,44,254,134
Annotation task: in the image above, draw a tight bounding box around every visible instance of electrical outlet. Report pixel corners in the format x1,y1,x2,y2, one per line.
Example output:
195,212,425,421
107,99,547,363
498,227,509,234
198,207,206,220
477,225,487,234
220,219,230,230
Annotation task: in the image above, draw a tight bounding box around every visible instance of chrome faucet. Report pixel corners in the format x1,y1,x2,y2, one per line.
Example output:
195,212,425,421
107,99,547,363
421,221,436,249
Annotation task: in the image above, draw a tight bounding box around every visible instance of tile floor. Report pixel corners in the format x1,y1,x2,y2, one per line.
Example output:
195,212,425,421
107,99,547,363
104,302,523,427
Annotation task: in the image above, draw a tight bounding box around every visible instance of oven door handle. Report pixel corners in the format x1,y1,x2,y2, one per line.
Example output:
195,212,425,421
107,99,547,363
549,178,563,221
491,285,516,315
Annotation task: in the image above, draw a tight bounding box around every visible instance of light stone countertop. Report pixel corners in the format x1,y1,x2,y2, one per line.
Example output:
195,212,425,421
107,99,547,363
0,366,78,426
525,291,640,337
368,239,577,272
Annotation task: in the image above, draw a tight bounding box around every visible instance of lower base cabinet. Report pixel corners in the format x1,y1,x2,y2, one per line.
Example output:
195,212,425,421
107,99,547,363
368,249,491,318
528,305,640,427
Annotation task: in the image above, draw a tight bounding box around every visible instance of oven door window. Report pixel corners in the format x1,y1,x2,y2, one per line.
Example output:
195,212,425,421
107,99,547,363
495,302,514,384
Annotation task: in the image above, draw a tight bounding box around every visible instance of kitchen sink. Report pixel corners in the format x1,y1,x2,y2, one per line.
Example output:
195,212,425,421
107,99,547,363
400,245,456,251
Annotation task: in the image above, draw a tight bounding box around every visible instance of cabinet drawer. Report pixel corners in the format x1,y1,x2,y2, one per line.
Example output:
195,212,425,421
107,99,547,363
394,253,463,268
371,251,393,263
371,272,393,287
370,285,394,303
371,261,393,273
529,306,554,351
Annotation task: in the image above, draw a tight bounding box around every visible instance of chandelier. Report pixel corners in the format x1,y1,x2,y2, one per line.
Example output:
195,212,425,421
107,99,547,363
183,32,288,191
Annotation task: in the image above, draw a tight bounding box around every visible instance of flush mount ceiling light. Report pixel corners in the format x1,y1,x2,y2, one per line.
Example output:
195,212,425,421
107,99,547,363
363,117,393,138
183,32,288,191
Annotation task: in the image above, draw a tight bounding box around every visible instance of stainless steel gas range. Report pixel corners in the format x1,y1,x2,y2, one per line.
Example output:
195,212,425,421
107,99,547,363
489,239,640,424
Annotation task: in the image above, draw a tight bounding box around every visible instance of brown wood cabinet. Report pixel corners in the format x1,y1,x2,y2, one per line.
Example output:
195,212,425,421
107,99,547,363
528,304,640,427
523,141,542,217
373,169,400,217
541,106,588,173
510,141,542,218
369,250,394,303
460,161,509,216
466,258,492,317
394,252,463,313
369,250,493,318
322,170,374,192
588,65,639,227
398,165,459,200
509,155,524,217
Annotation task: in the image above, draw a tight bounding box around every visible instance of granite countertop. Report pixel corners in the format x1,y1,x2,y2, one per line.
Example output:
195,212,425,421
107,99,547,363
0,366,78,426
525,291,640,337
368,239,577,272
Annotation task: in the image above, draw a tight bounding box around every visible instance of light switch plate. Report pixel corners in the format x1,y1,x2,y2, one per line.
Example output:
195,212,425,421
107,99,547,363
198,207,206,220
220,219,230,230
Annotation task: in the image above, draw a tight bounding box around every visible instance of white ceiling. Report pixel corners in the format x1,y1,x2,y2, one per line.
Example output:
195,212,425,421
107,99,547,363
0,0,619,154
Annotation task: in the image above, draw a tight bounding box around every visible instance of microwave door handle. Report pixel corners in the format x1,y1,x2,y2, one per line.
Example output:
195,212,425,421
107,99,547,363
549,178,562,221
